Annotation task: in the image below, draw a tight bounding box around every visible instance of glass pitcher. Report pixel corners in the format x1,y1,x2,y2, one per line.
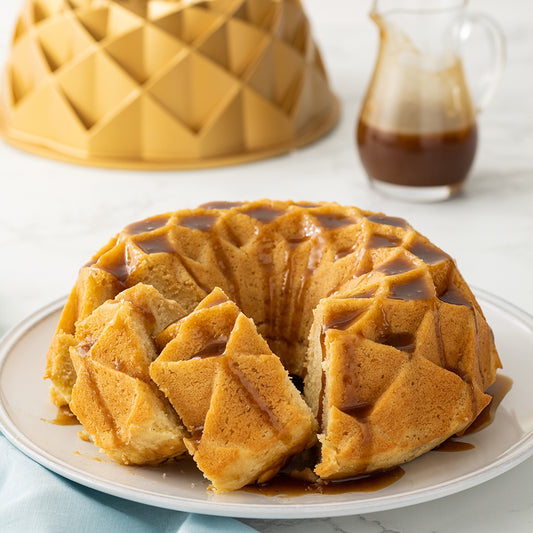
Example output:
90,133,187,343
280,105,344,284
357,0,506,201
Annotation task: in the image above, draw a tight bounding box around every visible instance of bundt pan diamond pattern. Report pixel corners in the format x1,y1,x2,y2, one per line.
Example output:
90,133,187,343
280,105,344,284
0,0,339,168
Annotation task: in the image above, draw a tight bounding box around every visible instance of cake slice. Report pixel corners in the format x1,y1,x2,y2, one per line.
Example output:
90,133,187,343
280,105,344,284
307,266,496,479
150,288,318,492
69,284,188,465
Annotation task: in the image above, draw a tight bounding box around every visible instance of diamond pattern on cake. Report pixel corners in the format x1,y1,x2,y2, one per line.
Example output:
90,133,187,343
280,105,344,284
0,0,338,168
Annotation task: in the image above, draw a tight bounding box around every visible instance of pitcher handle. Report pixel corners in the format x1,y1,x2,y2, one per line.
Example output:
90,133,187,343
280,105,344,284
457,13,506,113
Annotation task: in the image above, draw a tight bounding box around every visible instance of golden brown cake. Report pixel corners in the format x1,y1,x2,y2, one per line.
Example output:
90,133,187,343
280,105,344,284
307,256,497,478
150,288,317,492
45,200,501,483
68,284,189,464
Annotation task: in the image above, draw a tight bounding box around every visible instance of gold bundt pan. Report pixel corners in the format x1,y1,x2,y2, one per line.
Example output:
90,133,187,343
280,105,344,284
0,0,339,169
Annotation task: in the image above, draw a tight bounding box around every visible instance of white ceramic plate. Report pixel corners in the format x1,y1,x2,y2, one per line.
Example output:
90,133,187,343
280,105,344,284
1,289,533,519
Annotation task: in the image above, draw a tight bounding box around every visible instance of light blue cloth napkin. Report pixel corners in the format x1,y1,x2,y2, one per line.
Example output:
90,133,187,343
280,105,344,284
0,433,257,533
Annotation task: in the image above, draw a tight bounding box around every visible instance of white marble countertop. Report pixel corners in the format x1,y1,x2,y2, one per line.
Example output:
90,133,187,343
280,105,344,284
0,0,532,531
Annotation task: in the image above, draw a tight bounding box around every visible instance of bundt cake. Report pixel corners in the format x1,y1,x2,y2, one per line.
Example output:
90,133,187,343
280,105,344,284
44,199,501,489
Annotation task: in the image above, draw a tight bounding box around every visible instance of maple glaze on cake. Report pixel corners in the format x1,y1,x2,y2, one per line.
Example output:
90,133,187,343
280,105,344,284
45,200,501,489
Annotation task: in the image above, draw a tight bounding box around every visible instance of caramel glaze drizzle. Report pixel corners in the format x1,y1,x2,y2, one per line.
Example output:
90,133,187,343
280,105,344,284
189,338,289,450
191,337,228,359
257,231,277,333
97,245,131,285
367,234,402,249
374,306,417,355
245,207,287,336
366,214,410,229
87,206,499,471
201,293,230,309
438,279,483,425
179,214,218,232
243,206,287,224
94,208,389,359
384,273,485,430
200,201,245,210
409,240,450,265
282,214,360,350
236,209,369,431
77,338,95,357
176,215,239,301
464,374,513,435
316,305,369,426
285,225,327,346
226,359,286,436
317,329,327,426
96,233,175,285
433,439,475,452
335,245,358,261
244,466,405,496
150,215,231,299
47,405,80,426
388,276,433,301
324,307,369,331
124,215,170,235
209,228,242,308
134,234,176,255
346,288,377,299
313,214,359,230
318,268,487,467
334,335,374,464
295,202,321,208
438,283,472,307
185,335,230,450
275,234,301,343
96,215,224,297
432,305,448,368
376,255,415,276
189,425,204,448
377,332,416,353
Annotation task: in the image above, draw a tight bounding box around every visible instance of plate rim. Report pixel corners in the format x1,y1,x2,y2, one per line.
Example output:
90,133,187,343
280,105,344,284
1,288,533,519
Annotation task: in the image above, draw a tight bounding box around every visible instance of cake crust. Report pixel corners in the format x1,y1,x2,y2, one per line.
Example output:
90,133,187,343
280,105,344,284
44,200,501,484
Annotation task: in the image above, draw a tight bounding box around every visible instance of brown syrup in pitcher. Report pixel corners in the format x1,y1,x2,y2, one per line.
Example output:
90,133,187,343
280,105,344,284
357,121,478,187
